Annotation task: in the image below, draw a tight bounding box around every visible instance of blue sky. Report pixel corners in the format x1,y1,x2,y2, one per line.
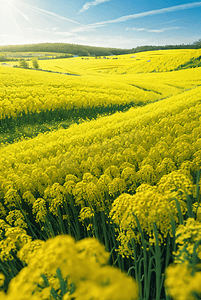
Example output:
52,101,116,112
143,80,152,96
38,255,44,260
0,0,201,48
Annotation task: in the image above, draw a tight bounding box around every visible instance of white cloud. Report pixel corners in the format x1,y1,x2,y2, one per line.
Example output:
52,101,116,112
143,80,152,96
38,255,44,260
88,2,201,26
164,19,181,24
126,27,147,32
126,26,181,33
78,0,111,13
149,27,180,33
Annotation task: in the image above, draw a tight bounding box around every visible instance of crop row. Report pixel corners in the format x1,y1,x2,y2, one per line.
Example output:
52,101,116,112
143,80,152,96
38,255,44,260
2,61,201,130
41,49,201,75
0,66,159,128
0,85,200,245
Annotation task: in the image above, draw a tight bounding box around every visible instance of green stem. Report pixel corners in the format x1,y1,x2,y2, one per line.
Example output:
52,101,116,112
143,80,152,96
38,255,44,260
68,196,81,240
92,213,100,240
174,198,184,225
57,206,66,234
100,211,109,252
63,201,72,236
16,199,38,239
132,213,149,300
131,237,143,300
153,222,162,300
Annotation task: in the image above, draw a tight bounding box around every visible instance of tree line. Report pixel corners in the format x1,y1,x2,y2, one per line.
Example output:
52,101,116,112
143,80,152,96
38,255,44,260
0,39,200,59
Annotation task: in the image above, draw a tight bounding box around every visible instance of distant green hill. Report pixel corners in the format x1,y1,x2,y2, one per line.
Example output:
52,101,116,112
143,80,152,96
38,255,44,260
0,39,200,57
0,43,132,57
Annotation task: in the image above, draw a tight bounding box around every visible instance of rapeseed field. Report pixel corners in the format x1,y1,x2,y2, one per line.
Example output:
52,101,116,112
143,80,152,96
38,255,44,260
0,49,201,300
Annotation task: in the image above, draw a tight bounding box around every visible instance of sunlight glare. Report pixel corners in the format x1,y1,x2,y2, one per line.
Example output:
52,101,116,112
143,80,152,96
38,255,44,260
1,0,14,11
1,0,14,3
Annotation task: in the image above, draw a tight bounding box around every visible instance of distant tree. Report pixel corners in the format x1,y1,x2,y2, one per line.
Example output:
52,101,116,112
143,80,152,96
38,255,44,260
0,55,8,62
1,39,201,57
32,58,39,69
19,59,29,68
193,39,201,49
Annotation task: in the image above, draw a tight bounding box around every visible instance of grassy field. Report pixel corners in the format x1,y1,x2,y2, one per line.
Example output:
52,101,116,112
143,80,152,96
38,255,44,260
0,49,201,300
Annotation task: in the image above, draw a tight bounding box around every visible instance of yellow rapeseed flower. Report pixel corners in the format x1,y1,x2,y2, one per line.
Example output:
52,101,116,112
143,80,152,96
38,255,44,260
2,235,139,300
0,273,5,287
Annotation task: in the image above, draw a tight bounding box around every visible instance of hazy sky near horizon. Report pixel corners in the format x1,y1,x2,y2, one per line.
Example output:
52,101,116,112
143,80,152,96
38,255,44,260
0,0,201,48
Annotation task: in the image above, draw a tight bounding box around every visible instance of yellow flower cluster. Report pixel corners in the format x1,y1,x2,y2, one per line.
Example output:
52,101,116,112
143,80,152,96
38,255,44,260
109,170,193,256
165,216,201,300
0,235,139,300
32,198,47,223
5,209,27,229
165,262,201,300
0,220,31,261
79,207,95,222
173,217,201,263
17,239,45,265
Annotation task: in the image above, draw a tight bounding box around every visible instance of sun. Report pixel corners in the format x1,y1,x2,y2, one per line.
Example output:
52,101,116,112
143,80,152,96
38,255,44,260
0,0,22,37
0,0,14,12
1,0,14,4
